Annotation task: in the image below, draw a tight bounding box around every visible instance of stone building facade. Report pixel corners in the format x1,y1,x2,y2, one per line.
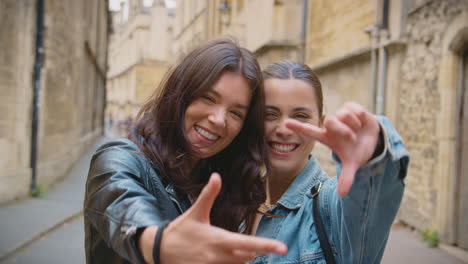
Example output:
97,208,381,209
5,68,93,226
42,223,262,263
0,0,108,204
396,0,468,249
106,0,172,136
172,0,305,67
305,0,468,251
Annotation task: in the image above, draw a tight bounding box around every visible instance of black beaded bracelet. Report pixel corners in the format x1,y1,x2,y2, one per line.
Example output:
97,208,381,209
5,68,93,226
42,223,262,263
152,221,170,264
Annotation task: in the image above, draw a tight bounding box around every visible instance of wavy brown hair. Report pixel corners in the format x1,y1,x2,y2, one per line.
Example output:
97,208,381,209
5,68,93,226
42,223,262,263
129,38,267,232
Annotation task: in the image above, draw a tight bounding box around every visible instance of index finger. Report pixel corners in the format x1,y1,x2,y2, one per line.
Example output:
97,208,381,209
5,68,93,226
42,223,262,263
219,232,288,256
285,119,326,143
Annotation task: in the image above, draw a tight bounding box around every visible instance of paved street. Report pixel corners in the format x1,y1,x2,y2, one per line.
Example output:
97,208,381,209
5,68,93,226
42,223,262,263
382,225,467,264
3,216,85,264
2,215,467,263
0,137,111,264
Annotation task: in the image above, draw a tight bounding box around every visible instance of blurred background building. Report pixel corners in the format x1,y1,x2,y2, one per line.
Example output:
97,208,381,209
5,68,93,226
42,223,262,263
171,0,304,66
0,0,108,204
106,0,173,136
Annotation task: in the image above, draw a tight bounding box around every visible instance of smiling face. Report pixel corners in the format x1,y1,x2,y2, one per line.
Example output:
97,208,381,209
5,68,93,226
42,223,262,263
184,71,252,161
264,78,322,176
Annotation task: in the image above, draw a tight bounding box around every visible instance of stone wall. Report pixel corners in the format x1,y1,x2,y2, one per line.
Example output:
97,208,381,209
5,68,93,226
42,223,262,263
0,0,108,204
397,0,468,231
307,0,374,66
0,0,36,203
36,0,107,187
312,55,374,176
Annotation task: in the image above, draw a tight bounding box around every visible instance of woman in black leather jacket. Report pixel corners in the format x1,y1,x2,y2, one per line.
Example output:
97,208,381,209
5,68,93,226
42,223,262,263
84,38,287,264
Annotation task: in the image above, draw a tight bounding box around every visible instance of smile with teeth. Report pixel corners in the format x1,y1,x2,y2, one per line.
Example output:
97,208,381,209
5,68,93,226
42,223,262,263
270,142,298,153
195,126,220,141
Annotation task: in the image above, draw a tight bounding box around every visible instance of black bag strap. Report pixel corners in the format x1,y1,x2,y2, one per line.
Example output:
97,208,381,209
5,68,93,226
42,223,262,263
311,182,336,264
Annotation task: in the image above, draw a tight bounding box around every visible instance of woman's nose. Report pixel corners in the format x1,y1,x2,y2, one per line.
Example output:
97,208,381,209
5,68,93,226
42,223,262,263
208,108,227,128
276,118,294,137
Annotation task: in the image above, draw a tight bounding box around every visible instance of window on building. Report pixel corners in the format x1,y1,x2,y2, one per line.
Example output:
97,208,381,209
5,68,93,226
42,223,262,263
143,0,154,7
122,0,129,22
237,0,244,12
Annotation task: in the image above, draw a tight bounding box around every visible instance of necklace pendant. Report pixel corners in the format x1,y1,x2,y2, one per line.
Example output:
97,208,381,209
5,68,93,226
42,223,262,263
262,202,275,209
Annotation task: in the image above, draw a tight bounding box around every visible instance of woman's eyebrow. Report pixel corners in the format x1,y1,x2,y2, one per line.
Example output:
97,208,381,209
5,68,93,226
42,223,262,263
207,89,220,98
209,89,248,109
266,105,280,111
292,106,315,113
234,103,249,110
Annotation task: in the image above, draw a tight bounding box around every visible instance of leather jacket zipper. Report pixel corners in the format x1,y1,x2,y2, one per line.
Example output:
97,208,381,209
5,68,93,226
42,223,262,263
165,184,185,214
169,195,184,214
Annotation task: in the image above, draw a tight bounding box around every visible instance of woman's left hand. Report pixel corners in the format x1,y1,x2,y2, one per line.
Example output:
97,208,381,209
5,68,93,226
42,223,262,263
285,102,381,197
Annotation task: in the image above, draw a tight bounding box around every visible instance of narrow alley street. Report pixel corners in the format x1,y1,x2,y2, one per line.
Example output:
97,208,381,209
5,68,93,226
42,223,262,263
3,216,85,264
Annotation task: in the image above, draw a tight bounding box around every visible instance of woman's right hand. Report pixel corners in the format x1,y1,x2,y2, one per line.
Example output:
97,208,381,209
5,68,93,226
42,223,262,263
285,102,381,197
139,173,288,264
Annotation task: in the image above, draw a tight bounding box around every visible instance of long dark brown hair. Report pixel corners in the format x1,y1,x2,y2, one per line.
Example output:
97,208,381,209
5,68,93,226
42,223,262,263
262,60,324,117
129,38,267,232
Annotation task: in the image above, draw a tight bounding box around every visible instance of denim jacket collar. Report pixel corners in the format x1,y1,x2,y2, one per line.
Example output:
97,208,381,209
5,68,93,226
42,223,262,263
276,156,326,210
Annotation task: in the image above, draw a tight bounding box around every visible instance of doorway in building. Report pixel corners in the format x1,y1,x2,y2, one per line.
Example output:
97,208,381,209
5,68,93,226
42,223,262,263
456,49,468,250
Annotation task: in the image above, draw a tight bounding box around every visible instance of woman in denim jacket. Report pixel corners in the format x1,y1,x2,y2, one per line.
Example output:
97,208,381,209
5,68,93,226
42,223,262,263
249,61,409,264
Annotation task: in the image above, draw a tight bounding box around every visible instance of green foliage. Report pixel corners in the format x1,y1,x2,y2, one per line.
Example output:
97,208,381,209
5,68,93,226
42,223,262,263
29,184,45,198
421,228,439,248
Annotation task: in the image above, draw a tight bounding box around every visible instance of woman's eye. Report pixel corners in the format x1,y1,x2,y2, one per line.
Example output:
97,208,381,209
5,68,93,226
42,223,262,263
231,111,244,120
294,113,310,120
265,111,277,120
202,95,215,103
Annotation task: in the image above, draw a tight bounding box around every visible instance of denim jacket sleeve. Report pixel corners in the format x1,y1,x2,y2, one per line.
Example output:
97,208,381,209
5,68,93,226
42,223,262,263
84,139,179,263
319,116,409,263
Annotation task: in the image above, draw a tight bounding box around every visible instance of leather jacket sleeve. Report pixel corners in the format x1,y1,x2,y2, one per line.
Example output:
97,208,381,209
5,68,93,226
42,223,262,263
84,139,179,263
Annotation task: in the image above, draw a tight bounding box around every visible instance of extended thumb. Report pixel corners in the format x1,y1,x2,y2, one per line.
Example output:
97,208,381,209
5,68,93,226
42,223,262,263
189,172,222,222
337,164,357,198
